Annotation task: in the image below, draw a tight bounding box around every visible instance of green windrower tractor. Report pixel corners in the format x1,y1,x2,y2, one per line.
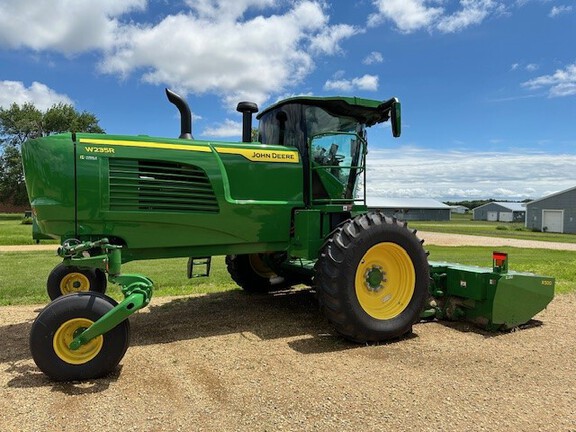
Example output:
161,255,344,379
22,90,555,381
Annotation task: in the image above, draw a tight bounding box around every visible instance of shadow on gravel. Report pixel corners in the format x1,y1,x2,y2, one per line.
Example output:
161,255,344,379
3,287,416,390
0,288,364,365
5,361,121,393
0,287,540,373
130,288,366,354
419,317,544,337
129,288,415,354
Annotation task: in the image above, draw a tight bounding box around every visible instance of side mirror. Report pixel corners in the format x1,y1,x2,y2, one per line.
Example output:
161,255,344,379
391,100,401,138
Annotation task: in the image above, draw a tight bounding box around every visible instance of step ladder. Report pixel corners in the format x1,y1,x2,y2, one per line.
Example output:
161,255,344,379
187,257,212,278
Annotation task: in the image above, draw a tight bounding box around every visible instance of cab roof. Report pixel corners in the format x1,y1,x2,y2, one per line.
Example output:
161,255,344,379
256,96,398,127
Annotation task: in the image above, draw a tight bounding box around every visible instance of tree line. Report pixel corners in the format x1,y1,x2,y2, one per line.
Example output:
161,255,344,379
0,102,104,206
444,199,531,210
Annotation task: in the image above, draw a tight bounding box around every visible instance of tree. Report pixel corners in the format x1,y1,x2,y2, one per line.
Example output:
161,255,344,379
0,145,27,206
0,102,104,207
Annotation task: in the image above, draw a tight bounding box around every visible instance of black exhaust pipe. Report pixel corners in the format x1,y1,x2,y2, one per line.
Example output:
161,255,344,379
236,101,259,143
165,88,193,139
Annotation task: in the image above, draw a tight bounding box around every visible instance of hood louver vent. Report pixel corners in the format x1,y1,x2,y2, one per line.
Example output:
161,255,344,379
109,159,219,213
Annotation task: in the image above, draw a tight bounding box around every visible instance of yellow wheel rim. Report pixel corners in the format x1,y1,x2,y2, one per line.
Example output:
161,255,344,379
354,242,415,320
249,254,276,278
59,272,90,295
53,318,103,365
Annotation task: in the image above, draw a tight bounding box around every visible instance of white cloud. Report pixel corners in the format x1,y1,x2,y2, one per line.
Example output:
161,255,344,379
510,62,540,72
369,0,504,33
437,0,500,33
522,63,576,97
101,1,356,107
0,0,146,53
365,147,576,200
549,5,573,18
363,51,384,65
184,0,276,21
308,23,360,55
368,0,443,32
0,81,73,111
201,119,242,138
0,1,356,108
324,74,379,92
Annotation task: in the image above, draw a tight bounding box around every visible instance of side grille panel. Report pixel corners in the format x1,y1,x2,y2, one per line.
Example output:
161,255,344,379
109,159,219,213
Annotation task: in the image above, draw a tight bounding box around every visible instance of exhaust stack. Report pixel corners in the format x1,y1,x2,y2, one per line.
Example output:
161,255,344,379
236,101,259,143
165,88,193,139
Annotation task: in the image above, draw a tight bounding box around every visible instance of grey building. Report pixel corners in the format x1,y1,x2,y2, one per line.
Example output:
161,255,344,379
525,186,576,233
451,205,469,214
366,198,452,221
472,202,526,222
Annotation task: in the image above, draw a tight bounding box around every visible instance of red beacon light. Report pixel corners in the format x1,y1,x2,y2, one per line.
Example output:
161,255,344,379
492,251,508,273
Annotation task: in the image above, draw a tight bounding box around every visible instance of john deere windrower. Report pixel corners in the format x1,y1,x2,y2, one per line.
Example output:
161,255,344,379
21,90,554,381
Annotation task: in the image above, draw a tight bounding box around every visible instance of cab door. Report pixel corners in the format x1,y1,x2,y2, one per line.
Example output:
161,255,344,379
309,132,366,205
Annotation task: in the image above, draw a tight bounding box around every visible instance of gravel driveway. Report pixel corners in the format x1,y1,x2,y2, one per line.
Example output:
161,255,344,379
1,233,575,431
418,231,576,251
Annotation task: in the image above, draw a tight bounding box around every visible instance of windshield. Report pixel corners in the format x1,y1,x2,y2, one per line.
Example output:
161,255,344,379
259,103,362,148
258,102,366,204
310,133,365,202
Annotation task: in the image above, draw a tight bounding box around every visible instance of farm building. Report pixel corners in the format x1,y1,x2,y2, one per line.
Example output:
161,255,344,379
472,202,526,222
366,198,451,221
451,205,469,214
525,186,576,233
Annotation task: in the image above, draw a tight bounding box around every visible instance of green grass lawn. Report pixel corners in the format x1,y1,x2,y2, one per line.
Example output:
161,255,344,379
1,247,574,306
410,213,576,243
0,213,57,246
0,253,240,305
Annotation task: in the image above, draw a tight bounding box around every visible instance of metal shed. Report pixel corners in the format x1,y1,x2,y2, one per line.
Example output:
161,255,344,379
472,202,526,222
525,186,576,233
451,205,469,214
366,198,452,221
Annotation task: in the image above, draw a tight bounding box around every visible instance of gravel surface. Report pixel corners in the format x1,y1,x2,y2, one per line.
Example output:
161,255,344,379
1,233,575,431
0,244,57,252
418,231,576,251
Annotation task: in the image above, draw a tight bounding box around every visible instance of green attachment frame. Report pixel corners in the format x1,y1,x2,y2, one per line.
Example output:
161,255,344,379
57,238,154,351
425,252,554,330
58,238,123,275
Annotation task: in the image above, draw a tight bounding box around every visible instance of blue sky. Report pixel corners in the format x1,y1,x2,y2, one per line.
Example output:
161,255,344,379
1,0,575,201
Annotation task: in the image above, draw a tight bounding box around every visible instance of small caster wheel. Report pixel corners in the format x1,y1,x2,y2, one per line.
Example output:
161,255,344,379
47,263,108,300
30,292,130,381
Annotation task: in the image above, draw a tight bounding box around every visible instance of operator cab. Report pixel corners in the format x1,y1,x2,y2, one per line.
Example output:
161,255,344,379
256,96,400,207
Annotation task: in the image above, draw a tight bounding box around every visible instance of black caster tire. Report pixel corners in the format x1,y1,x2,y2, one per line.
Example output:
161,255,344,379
47,263,107,300
30,292,130,381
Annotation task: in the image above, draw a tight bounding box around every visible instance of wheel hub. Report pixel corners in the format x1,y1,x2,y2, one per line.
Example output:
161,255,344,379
355,242,416,320
364,265,386,292
53,318,103,364
60,272,90,294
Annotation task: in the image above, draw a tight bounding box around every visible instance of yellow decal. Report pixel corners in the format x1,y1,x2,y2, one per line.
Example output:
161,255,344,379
215,147,300,163
79,138,211,153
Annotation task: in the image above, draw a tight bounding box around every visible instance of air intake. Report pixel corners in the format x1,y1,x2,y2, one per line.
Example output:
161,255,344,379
109,159,219,213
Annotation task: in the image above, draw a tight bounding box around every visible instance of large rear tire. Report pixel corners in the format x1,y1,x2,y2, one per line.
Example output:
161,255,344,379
315,212,429,343
225,254,283,293
30,292,130,381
